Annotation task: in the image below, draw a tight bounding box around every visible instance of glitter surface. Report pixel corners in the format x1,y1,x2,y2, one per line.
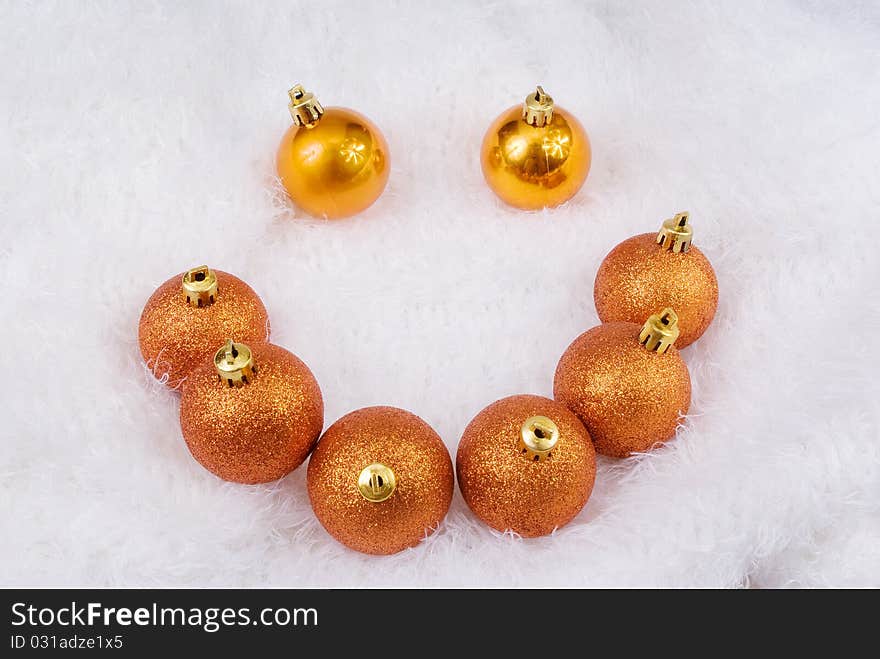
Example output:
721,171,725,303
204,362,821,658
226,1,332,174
594,233,718,348
179,342,323,484
138,270,269,388
456,395,596,538
307,407,453,555
554,323,691,458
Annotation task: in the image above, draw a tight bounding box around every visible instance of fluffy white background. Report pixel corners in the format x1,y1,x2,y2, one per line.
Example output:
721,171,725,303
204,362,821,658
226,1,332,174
1,1,878,588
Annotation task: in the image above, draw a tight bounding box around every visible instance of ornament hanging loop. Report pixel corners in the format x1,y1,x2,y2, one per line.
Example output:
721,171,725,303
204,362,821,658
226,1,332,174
214,339,256,387
182,265,218,308
519,415,560,461
288,84,324,127
639,308,681,354
522,86,554,127
657,211,693,253
357,463,397,502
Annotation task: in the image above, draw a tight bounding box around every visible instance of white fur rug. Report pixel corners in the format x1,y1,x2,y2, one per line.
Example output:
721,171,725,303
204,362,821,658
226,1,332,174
2,1,878,587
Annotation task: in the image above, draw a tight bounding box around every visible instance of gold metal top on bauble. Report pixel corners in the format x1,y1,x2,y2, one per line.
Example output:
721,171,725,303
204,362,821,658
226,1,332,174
357,463,397,502
518,415,560,461
656,211,693,253
522,86,554,127
214,339,256,387
288,84,324,127
638,308,681,354
182,265,218,308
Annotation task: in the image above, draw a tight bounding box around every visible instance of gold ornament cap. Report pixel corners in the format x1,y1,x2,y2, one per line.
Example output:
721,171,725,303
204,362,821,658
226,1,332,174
357,463,397,502
638,308,681,354
214,339,256,387
518,415,560,462
522,86,554,127
657,211,693,253
288,84,324,127
182,265,218,308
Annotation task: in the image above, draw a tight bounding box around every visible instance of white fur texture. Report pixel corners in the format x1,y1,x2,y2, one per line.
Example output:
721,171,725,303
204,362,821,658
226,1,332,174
1,1,878,587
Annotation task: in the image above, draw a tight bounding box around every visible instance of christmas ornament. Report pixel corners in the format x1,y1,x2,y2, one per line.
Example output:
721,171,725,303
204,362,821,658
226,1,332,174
179,340,323,483
276,84,390,219
138,266,269,388
481,86,591,210
307,406,453,555
456,395,596,537
594,211,718,348
554,309,691,457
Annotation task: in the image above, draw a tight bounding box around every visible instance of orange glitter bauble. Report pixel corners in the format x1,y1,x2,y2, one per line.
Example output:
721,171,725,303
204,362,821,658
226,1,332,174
481,87,591,210
180,342,323,484
307,407,453,555
554,321,691,457
594,214,718,348
138,267,269,389
456,395,596,537
277,86,389,220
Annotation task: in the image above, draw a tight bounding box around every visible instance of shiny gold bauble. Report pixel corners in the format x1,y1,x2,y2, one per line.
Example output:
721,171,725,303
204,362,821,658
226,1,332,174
307,406,453,555
480,87,591,210
138,266,269,389
554,321,691,458
276,85,389,219
594,213,718,348
180,341,323,484
456,395,596,537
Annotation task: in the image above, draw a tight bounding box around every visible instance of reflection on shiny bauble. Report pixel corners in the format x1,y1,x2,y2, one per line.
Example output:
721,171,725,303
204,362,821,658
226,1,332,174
481,87,590,210
277,86,389,219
